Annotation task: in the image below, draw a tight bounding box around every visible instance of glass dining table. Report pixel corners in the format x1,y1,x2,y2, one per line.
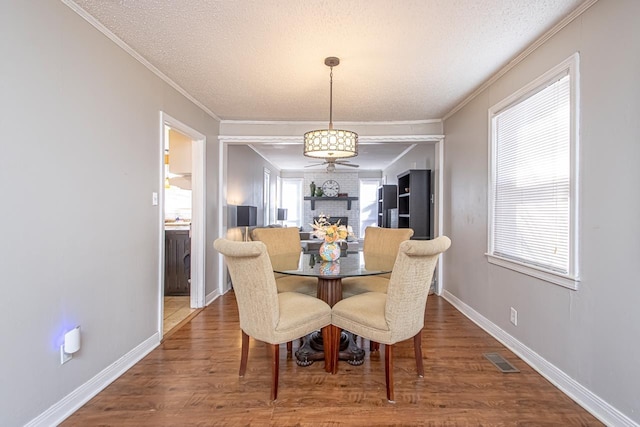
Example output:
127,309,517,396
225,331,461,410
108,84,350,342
271,250,392,366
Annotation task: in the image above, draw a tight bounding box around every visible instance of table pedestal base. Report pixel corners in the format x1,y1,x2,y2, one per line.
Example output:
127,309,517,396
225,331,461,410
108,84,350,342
295,331,365,366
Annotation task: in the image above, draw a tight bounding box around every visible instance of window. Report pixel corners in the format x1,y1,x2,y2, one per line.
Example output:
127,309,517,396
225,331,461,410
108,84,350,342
281,178,303,228
487,54,579,289
359,179,381,238
263,168,271,225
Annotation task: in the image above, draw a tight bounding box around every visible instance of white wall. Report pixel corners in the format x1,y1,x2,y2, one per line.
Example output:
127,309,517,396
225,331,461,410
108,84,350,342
0,2,220,426
303,172,360,233
442,0,640,424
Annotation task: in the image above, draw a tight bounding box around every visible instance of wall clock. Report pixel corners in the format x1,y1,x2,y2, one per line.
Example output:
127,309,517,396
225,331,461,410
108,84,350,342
321,179,340,197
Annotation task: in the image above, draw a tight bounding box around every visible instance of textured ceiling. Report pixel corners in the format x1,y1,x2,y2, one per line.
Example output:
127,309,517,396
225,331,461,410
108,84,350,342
69,0,585,170
70,0,584,122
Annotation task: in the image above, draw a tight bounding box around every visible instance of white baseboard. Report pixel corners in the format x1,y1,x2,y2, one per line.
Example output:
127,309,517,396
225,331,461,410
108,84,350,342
205,288,221,306
441,290,638,427
25,333,160,427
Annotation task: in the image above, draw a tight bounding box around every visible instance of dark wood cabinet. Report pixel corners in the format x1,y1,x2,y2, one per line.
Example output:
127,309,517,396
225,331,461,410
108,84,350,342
397,169,432,239
377,185,397,228
165,229,191,295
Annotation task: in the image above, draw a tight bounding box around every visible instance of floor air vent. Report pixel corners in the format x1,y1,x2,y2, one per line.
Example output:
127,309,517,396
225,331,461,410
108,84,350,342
484,353,520,373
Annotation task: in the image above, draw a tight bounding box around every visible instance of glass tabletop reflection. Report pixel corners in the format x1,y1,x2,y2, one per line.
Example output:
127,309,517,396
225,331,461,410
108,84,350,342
271,251,392,279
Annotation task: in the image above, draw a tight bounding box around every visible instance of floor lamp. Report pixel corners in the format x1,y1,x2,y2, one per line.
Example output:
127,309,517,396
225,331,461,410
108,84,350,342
236,205,257,242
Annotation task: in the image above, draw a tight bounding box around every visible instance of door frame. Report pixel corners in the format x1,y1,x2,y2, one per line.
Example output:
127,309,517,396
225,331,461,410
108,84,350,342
158,112,206,337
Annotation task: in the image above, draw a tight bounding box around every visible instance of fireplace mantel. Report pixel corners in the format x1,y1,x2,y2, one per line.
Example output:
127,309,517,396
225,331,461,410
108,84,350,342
304,196,359,210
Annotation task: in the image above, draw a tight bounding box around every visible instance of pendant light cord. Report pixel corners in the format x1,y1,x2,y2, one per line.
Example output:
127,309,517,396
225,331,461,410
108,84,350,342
329,66,334,130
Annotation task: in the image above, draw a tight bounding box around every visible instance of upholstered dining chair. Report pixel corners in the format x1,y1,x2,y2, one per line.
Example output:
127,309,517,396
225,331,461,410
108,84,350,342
213,238,332,401
341,226,414,297
251,227,317,296
330,236,451,402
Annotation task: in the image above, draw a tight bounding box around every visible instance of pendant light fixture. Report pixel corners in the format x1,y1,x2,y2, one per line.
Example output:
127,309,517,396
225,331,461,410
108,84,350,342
304,57,358,159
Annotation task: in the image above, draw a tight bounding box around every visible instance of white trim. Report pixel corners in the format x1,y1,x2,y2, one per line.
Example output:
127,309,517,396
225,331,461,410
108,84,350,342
442,0,597,121
441,291,638,427
160,112,207,314
219,134,444,144
434,139,445,295
62,0,220,122
190,131,206,309
217,139,228,295
205,288,222,306
486,54,580,290
25,333,159,427
486,254,579,290
220,119,442,126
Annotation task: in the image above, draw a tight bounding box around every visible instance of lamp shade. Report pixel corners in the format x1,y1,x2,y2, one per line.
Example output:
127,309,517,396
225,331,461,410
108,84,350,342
277,208,288,221
236,205,257,227
303,129,358,159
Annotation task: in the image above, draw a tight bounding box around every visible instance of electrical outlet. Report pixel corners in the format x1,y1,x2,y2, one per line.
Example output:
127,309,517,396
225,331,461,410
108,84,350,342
510,307,518,326
60,345,72,364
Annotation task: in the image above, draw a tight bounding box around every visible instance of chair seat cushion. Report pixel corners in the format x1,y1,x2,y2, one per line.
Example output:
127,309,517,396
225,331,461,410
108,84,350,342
341,276,390,297
331,292,393,344
274,292,331,343
276,276,317,296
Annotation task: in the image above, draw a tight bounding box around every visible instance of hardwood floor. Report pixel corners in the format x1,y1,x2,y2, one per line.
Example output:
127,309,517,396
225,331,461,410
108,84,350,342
63,293,602,426
163,296,199,339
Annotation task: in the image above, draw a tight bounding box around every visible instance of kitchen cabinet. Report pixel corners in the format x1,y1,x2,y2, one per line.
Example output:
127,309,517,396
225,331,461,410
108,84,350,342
397,169,432,239
377,185,397,228
165,229,191,295
168,128,192,175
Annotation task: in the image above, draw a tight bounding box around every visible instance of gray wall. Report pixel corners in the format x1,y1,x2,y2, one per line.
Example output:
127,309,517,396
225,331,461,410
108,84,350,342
383,144,436,186
442,0,640,423
383,144,437,230
227,145,279,226
0,2,220,425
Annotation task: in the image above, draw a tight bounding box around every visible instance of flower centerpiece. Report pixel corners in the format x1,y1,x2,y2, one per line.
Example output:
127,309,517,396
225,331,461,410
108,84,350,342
310,214,354,261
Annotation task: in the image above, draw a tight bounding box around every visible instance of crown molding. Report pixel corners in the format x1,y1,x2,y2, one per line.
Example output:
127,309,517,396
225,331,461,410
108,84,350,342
442,0,599,121
220,119,442,126
219,135,444,144
62,0,221,122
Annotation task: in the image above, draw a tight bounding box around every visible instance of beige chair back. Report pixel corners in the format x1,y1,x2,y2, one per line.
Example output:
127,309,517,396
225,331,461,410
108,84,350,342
251,227,302,256
225,227,245,242
362,227,414,277
385,236,451,343
251,228,303,280
213,238,280,343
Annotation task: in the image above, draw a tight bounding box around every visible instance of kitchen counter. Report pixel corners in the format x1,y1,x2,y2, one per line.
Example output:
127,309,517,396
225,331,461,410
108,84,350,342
165,222,191,231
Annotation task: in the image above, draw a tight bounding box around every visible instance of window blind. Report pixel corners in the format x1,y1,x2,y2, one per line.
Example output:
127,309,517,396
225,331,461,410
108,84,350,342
492,73,571,274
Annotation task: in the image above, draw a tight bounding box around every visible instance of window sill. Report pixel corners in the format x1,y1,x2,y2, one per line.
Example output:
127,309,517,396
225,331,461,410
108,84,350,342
485,254,579,290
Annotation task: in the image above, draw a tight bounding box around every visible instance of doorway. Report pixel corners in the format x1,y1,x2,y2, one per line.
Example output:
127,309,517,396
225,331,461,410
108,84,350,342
159,112,206,339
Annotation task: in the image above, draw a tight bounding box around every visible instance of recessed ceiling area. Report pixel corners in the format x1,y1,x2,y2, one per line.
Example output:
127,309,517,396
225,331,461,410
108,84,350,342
68,0,586,170
251,141,420,171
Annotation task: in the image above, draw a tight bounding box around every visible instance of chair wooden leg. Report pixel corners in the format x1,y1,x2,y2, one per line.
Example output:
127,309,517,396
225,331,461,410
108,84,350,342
286,341,293,353
270,343,279,401
322,326,332,373
370,341,380,351
330,325,341,374
385,344,395,402
413,332,424,377
239,330,249,377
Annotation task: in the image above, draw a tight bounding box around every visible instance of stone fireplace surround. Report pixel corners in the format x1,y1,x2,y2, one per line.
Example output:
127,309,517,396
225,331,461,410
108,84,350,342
304,172,359,235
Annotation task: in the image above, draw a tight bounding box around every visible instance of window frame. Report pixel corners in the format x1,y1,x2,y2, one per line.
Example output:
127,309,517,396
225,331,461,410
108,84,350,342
486,53,580,290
